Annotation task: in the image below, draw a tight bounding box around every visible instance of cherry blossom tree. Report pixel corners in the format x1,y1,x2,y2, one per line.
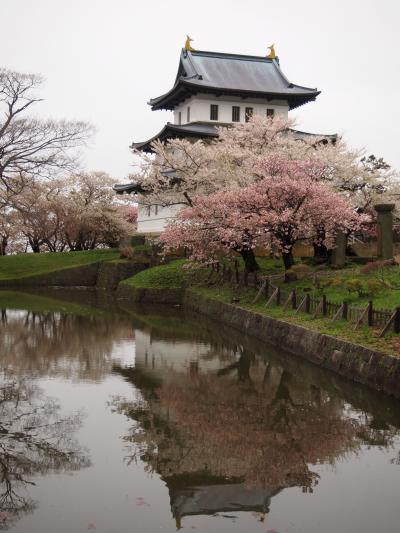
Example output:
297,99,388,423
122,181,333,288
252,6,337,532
1,172,134,253
131,116,395,212
161,169,368,270
60,172,133,251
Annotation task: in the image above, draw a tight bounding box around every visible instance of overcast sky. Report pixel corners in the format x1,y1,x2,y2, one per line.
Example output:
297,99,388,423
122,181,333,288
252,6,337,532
2,0,399,179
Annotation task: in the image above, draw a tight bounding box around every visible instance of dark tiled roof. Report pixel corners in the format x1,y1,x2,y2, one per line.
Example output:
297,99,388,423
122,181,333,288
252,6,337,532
149,49,320,111
129,122,337,154
130,122,219,153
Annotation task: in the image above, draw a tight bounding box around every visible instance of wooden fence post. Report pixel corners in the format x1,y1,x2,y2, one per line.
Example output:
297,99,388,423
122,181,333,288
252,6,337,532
342,302,348,320
322,295,327,317
394,307,400,334
354,303,370,330
264,279,270,299
367,301,373,327
265,287,281,307
292,291,297,310
305,294,311,314
283,290,295,311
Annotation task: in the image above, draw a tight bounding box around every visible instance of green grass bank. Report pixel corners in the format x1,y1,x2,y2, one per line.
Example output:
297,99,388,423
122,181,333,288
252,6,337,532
0,249,120,281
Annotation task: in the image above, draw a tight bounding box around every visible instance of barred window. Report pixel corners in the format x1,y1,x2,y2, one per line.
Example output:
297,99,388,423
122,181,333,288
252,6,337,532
245,107,253,122
210,104,219,121
187,106,191,122
267,108,275,118
232,106,240,122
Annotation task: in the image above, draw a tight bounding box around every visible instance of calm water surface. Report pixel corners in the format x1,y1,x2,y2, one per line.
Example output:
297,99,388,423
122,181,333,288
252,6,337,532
0,289,399,533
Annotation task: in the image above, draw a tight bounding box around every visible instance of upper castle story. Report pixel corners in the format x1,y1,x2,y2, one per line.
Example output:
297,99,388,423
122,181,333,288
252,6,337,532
148,46,320,127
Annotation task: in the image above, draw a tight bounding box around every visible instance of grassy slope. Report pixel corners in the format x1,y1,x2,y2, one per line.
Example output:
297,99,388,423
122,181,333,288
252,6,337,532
121,259,400,356
280,265,400,309
121,259,193,289
0,249,119,280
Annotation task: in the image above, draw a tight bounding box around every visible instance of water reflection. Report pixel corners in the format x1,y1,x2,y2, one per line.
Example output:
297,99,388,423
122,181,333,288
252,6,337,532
0,374,89,528
113,316,400,527
0,291,399,532
0,308,134,381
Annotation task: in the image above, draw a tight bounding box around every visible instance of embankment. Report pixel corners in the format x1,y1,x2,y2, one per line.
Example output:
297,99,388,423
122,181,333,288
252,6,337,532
117,283,400,399
0,260,148,289
184,291,400,399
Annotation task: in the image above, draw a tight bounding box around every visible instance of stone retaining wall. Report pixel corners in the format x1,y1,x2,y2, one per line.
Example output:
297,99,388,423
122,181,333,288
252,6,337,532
0,262,101,288
97,261,148,290
116,284,183,304
0,260,149,290
183,291,400,399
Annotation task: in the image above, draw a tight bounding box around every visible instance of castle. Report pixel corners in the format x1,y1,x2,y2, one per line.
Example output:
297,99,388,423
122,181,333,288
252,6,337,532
115,40,333,233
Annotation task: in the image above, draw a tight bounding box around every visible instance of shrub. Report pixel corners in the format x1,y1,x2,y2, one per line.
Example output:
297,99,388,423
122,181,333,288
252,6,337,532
344,278,365,297
360,259,397,275
366,279,385,296
286,263,312,280
322,277,343,289
119,246,135,260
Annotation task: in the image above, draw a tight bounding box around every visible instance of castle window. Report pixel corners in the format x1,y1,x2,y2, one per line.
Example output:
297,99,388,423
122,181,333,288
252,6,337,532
267,108,275,118
155,204,158,215
187,106,191,122
232,106,240,122
178,111,182,125
210,104,219,121
245,107,253,122
146,205,151,216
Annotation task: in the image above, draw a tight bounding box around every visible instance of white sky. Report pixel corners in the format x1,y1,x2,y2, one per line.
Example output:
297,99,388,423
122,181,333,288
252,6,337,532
1,0,399,179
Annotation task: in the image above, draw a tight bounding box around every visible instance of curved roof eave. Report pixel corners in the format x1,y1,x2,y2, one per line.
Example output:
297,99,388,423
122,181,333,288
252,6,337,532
149,80,320,111
130,122,219,153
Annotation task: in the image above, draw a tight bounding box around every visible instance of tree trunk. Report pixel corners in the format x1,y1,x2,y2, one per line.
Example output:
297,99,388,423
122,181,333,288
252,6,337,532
313,241,328,258
0,236,7,256
239,248,260,273
29,238,41,253
313,229,329,260
237,349,253,384
282,250,294,270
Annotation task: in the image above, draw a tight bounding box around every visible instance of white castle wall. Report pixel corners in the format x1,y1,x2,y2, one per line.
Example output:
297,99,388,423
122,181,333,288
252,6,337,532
173,94,289,125
137,204,183,234
134,329,224,380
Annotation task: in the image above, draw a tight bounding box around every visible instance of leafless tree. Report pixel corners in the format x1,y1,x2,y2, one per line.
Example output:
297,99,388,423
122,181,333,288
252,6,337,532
0,68,93,198
0,376,90,527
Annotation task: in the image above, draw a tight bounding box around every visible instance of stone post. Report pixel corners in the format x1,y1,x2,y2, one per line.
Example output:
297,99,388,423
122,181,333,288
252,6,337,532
375,203,395,260
331,230,347,267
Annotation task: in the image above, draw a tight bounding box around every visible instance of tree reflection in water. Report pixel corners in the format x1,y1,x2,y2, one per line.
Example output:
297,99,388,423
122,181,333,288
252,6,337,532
113,346,399,527
0,308,133,381
0,374,90,528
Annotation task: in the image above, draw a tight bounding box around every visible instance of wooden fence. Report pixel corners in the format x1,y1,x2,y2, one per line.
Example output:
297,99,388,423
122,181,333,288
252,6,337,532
212,262,400,337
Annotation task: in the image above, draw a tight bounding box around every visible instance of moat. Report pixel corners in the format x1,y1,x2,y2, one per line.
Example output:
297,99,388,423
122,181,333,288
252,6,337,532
0,289,399,533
